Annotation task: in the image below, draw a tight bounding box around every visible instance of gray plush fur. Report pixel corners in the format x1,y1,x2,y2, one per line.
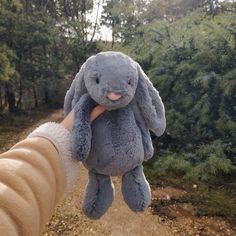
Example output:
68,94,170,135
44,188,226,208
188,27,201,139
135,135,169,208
64,51,166,219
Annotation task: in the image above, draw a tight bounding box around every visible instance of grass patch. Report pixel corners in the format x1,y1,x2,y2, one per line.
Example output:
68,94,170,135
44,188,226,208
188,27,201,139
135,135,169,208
187,187,236,218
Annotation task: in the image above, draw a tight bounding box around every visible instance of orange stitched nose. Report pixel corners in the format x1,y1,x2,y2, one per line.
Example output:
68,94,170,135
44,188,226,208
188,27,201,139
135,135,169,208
107,92,122,101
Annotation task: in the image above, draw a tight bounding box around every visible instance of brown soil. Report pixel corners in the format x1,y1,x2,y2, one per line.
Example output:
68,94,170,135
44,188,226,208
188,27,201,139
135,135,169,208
1,109,235,236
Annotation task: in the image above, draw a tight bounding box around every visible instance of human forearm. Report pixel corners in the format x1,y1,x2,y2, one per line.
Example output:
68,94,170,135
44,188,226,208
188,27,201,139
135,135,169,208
0,137,66,236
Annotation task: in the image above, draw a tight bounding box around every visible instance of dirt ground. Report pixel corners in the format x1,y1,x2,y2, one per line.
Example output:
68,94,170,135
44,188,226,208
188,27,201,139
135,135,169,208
1,109,235,236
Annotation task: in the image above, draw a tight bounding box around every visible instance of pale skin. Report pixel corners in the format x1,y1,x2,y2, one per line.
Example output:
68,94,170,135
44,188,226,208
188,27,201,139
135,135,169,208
60,105,106,131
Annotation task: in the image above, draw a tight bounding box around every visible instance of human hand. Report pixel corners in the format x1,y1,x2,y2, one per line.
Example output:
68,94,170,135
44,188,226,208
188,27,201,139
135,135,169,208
61,105,106,131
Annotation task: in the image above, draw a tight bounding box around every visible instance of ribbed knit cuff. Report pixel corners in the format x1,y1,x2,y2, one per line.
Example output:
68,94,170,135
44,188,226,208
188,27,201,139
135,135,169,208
28,122,80,193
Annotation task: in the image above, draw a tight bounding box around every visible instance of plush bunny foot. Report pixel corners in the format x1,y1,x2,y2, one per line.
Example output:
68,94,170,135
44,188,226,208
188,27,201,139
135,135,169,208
82,171,114,219
122,165,151,212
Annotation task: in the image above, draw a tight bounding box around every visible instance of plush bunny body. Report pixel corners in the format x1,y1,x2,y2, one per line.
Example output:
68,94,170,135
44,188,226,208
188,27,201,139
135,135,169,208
84,105,144,176
64,51,166,219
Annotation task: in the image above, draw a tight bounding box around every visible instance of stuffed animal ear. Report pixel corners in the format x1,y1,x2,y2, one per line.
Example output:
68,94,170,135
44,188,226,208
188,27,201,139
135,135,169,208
64,64,87,116
135,65,166,136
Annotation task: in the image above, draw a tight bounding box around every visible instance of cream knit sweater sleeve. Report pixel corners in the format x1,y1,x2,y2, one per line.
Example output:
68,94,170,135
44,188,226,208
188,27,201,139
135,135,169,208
0,122,79,236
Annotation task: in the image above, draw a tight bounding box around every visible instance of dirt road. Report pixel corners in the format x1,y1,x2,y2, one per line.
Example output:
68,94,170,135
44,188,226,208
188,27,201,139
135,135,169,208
1,109,235,236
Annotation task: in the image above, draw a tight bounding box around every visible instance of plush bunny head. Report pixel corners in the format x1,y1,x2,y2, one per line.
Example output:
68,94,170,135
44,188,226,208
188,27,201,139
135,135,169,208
83,51,138,110
65,51,139,113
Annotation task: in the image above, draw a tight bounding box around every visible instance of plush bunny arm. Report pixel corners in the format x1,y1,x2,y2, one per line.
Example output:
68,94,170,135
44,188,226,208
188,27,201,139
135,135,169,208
72,94,96,161
136,76,166,137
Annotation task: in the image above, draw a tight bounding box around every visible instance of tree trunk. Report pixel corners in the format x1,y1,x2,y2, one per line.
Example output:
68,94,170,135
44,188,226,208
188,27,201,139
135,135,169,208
4,89,7,108
89,0,101,44
81,0,87,58
112,32,115,48
42,43,50,105
111,19,115,48
0,86,3,111
16,78,23,110
44,87,50,104
5,83,17,114
16,55,23,110
32,85,38,108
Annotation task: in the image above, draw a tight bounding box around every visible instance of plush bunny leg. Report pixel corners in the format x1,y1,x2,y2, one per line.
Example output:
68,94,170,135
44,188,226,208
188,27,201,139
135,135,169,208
122,165,151,212
82,171,114,219
72,94,96,161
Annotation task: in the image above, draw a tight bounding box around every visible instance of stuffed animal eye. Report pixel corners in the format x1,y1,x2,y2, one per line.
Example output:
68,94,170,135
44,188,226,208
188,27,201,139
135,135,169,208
128,79,132,85
96,78,100,84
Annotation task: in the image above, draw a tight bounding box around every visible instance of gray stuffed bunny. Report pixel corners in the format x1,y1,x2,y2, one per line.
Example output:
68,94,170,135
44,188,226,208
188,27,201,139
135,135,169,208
64,51,166,219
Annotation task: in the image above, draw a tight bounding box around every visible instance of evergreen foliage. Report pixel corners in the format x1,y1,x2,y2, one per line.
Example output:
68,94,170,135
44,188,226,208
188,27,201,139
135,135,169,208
153,141,236,182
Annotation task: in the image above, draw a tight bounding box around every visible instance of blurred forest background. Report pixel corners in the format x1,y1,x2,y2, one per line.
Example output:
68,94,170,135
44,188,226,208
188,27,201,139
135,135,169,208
0,0,236,223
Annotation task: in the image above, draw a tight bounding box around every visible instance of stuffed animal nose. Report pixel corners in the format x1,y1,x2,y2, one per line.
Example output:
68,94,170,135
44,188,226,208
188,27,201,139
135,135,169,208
107,92,122,101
